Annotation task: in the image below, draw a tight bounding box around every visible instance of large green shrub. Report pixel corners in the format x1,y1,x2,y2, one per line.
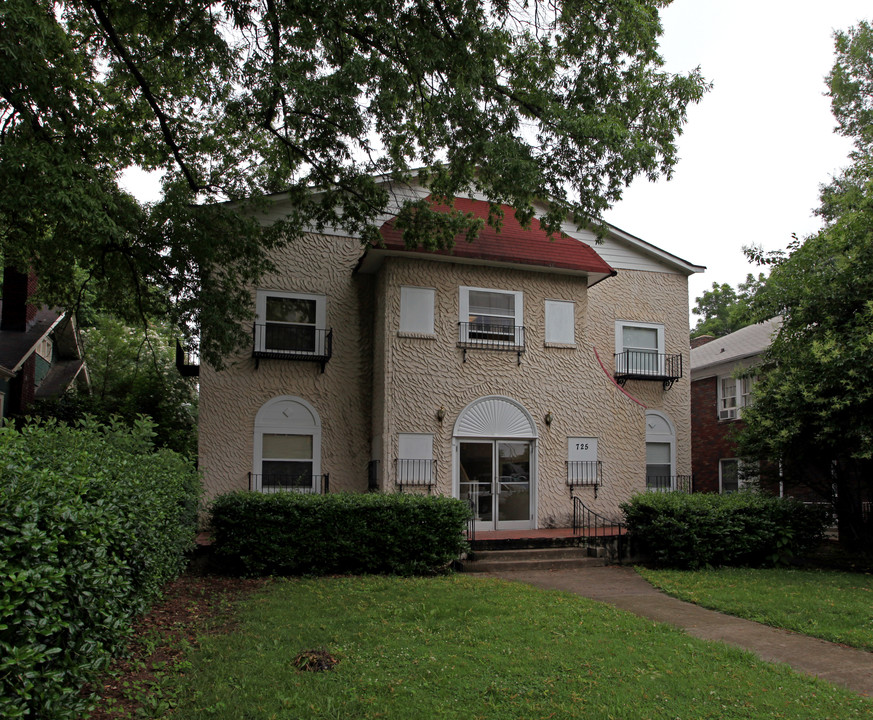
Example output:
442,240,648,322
0,418,200,720
621,492,828,569
210,491,470,576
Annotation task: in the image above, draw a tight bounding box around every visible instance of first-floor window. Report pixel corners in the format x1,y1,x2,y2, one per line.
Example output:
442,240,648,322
261,434,314,490
254,396,322,493
645,442,673,491
720,458,758,493
397,433,434,485
255,290,326,354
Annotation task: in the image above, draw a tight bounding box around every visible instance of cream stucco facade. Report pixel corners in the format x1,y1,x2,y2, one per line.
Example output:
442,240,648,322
198,196,702,529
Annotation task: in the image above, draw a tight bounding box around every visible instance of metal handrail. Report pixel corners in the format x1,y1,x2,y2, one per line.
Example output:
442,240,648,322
572,496,627,546
466,497,476,544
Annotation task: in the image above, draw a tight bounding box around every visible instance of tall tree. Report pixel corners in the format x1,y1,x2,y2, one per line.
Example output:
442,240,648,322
690,273,765,338
0,0,708,365
738,20,873,549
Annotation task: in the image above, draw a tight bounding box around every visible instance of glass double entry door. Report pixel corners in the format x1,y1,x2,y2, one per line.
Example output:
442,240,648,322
459,440,533,531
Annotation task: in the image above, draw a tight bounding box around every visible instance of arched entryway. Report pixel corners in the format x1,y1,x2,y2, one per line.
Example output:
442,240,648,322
453,396,538,531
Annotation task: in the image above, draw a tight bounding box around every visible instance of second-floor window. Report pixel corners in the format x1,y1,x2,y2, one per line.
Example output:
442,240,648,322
718,375,754,420
459,287,523,345
615,320,665,375
256,290,326,354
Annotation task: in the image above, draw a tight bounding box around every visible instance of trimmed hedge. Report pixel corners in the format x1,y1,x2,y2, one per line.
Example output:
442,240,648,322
210,491,471,576
621,491,828,569
0,418,200,720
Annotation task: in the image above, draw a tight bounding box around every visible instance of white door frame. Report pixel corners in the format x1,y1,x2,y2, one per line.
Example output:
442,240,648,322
451,396,538,531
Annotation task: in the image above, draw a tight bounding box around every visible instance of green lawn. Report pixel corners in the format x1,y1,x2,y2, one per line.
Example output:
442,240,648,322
638,567,873,651
158,575,870,719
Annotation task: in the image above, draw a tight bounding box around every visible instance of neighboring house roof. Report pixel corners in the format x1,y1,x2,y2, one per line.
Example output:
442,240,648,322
690,317,782,378
34,358,88,398
0,305,63,374
359,197,616,286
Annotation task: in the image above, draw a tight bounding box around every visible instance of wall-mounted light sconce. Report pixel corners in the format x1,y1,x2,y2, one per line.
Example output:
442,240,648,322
544,411,553,427
436,406,446,423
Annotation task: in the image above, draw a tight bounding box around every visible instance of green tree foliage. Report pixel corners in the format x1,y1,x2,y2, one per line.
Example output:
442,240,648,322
0,0,708,365
738,20,873,549
28,315,198,456
690,273,765,338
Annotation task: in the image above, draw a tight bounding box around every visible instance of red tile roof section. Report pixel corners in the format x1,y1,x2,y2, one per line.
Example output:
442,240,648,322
378,197,614,276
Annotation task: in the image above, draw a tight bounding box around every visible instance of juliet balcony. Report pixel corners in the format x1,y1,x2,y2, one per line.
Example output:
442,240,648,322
613,350,683,389
458,322,525,365
252,323,333,372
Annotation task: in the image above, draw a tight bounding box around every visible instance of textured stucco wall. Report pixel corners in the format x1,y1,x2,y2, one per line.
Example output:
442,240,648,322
199,233,694,527
586,268,693,477
370,258,690,524
198,233,374,499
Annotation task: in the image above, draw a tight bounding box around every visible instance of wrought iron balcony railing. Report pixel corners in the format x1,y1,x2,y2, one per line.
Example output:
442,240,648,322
175,339,199,377
614,350,683,389
458,322,525,364
645,474,693,493
394,459,436,492
249,472,330,494
252,323,332,372
566,461,603,497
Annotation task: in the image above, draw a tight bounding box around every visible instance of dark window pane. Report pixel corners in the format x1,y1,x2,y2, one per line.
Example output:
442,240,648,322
266,296,316,324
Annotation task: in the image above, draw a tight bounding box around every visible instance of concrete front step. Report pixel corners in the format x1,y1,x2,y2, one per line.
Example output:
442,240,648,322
460,546,608,573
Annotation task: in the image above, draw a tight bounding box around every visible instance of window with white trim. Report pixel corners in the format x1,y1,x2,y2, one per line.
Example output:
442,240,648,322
255,290,326,354
615,320,664,374
253,396,322,493
545,300,575,344
459,287,523,345
719,458,758,493
400,286,435,334
718,374,755,420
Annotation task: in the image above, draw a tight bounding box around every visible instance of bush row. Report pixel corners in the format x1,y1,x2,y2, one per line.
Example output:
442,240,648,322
0,418,200,720
210,491,470,576
621,491,828,569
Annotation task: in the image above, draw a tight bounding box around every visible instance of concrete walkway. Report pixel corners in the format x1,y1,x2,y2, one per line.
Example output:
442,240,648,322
485,565,873,696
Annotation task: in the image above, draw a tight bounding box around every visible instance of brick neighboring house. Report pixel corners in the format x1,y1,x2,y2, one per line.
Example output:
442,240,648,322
0,267,90,419
199,185,704,531
690,318,781,493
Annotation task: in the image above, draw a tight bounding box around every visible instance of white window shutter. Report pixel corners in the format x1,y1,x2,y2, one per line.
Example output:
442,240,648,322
545,300,574,343
400,286,435,334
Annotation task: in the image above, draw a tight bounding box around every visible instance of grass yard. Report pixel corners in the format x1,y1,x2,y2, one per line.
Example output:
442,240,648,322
638,567,873,651
156,574,870,719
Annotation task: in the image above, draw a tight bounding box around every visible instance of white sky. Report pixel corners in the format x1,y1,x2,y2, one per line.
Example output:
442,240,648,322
605,0,870,320
122,1,871,322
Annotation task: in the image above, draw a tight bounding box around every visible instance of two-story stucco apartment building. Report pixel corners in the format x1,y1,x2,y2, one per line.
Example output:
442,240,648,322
199,186,703,532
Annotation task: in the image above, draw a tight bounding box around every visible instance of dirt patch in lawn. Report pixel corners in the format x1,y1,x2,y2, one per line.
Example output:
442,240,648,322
87,573,267,720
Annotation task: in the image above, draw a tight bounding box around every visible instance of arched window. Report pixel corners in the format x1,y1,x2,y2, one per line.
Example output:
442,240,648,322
253,396,322,493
